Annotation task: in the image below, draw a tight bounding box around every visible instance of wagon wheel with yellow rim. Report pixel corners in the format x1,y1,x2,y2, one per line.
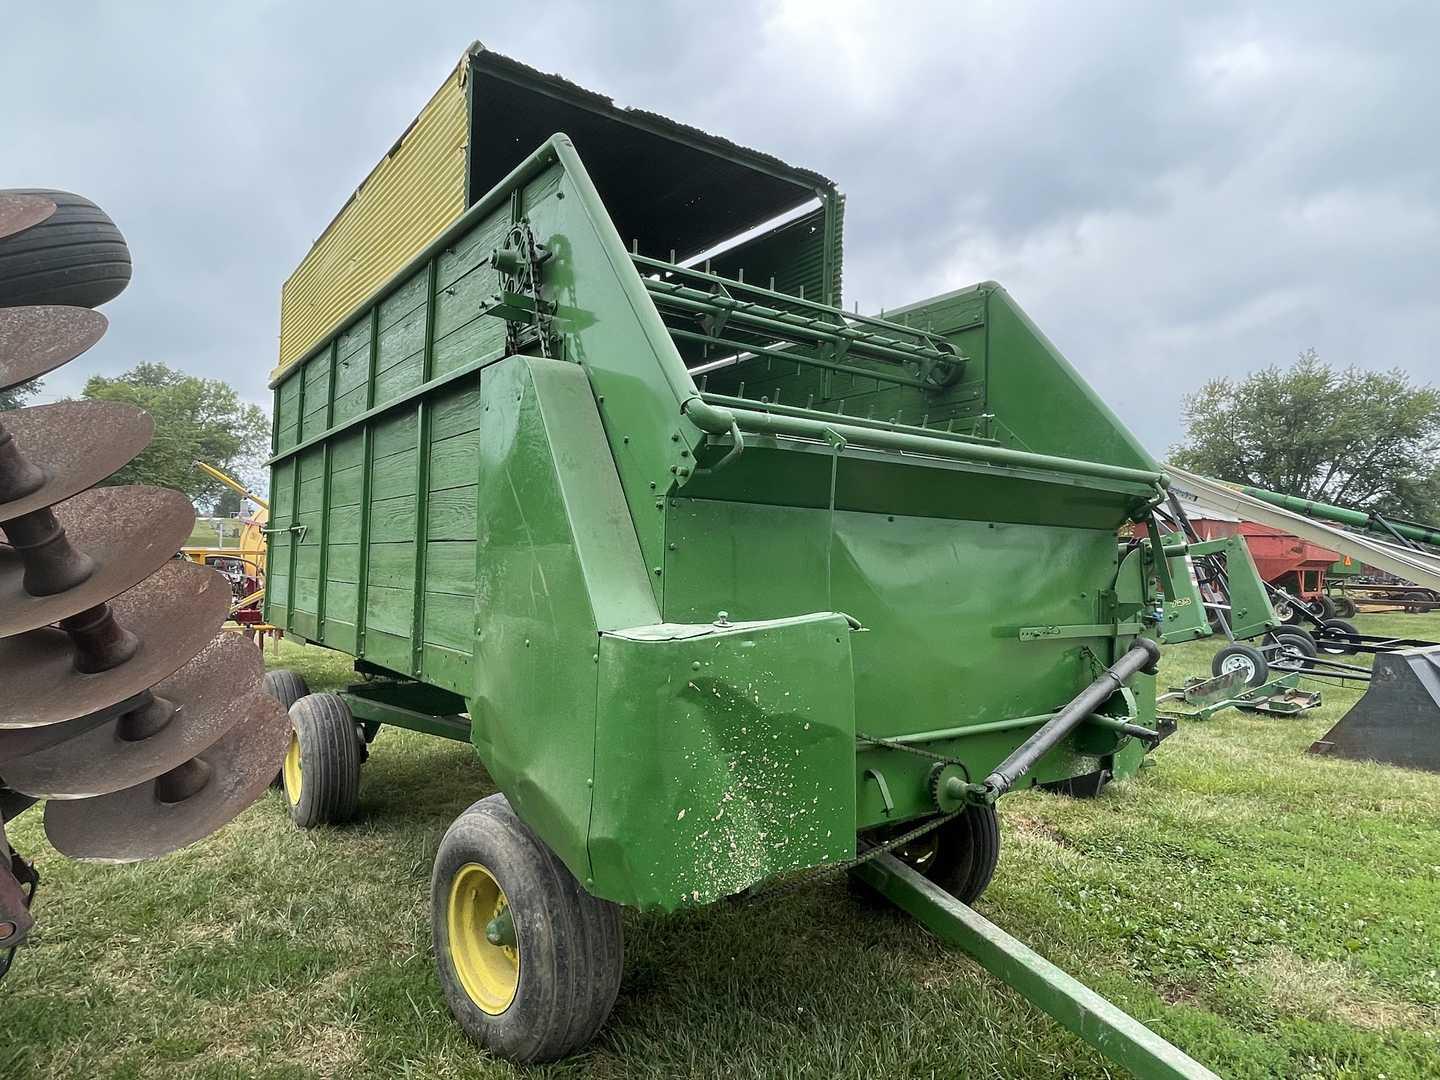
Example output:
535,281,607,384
432,793,623,1063
281,692,361,828
261,669,308,789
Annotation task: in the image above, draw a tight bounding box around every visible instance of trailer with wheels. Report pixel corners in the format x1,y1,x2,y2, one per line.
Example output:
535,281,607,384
258,46,1218,1075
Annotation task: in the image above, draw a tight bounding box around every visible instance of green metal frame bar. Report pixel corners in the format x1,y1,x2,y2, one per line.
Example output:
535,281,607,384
698,391,999,447
853,853,1220,1080
344,694,471,742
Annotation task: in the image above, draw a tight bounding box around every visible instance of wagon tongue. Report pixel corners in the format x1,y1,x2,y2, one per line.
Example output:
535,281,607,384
1308,645,1440,773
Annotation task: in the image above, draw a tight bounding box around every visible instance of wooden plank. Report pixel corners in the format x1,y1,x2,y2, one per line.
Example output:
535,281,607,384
372,411,418,460
423,590,474,652
369,446,417,502
329,462,364,507
367,541,416,589
433,309,504,375
429,429,479,491
369,495,418,542
429,377,482,440
376,304,427,374
374,352,424,405
426,486,477,542
364,585,414,637
332,382,366,424
425,541,477,595
327,503,362,544
378,267,429,330
362,628,410,674
325,542,361,584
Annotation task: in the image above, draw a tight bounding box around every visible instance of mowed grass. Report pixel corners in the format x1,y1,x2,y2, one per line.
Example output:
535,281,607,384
3,616,1439,1079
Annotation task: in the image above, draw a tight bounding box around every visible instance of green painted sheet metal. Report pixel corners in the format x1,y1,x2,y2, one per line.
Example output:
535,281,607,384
590,612,856,909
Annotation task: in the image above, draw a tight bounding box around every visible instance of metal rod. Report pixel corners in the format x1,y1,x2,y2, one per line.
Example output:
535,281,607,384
727,408,1168,489
873,710,1150,746
668,327,929,390
648,281,957,367
632,252,951,347
853,853,1222,1080
984,639,1161,796
701,392,996,448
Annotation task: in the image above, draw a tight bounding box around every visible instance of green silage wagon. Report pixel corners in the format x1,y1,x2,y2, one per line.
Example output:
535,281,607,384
262,46,1201,1069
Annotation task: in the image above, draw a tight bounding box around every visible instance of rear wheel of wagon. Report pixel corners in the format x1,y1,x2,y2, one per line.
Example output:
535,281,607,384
284,693,361,827
432,794,623,1063
262,669,309,789
1332,595,1358,619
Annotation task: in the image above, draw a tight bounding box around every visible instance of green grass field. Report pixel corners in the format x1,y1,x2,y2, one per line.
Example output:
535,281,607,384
4,615,1438,1079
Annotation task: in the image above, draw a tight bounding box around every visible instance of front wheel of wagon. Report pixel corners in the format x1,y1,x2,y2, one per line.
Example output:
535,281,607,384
284,693,361,828
885,803,1000,905
432,794,623,1064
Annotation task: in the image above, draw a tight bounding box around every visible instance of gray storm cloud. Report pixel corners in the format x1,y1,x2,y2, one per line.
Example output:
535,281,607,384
3,0,1437,455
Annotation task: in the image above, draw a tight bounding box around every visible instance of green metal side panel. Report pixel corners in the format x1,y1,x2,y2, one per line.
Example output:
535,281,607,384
468,355,658,885
978,284,1155,470
589,613,856,910
663,497,1143,828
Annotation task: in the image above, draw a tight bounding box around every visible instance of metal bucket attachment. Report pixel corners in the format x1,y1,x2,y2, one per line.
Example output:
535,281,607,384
1309,645,1440,772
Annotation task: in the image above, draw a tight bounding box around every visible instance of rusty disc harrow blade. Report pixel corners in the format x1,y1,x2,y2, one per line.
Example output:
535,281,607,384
0,194,55,243
44,690,290,863
0,402,153,523
0,306,108,392
0,559,230,728
0,485,196,636
0,634,264,799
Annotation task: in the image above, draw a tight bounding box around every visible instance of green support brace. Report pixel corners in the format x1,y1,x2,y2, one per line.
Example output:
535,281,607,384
853,853,1220,1080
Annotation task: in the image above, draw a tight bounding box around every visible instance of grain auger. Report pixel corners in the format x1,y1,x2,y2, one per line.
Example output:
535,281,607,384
0,190,289,980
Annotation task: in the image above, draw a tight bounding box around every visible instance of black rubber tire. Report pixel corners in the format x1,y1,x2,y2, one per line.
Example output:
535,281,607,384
1314,594,1338,620
1270,628,1318,660
263,670,311,789
1274,597,1302,624
1317,618,1360,656
1333,596,1358,619
0,189,131,308
285,693,361,828
917,804,1001,904
1212,642,1269,687
432,794,623,1063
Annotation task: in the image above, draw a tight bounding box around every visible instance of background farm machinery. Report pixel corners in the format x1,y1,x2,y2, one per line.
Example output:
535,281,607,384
177,460,280,646
1166,467,1440,772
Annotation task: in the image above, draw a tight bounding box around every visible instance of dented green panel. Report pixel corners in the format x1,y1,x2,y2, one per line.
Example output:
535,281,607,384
591,613,856,908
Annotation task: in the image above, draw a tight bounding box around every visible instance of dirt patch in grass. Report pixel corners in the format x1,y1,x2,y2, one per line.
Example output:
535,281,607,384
1248,947,1429,1031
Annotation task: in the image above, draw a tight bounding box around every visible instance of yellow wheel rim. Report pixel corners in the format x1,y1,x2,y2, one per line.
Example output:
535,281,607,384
282,730,302,804
447,863,519,1015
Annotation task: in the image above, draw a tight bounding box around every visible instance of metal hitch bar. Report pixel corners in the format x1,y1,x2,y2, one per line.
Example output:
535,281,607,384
854,852,1220,1079
983,639,1161,798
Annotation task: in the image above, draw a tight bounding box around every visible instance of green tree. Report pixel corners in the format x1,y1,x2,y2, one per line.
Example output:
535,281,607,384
213,488,243,517
81,363,268,506
1169,350,1440,521
1,378,42,411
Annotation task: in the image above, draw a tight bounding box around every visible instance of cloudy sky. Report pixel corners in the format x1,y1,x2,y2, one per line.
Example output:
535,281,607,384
4,1,1438,458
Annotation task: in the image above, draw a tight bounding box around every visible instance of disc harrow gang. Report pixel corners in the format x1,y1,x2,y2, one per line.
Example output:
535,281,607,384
0,188,288,980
